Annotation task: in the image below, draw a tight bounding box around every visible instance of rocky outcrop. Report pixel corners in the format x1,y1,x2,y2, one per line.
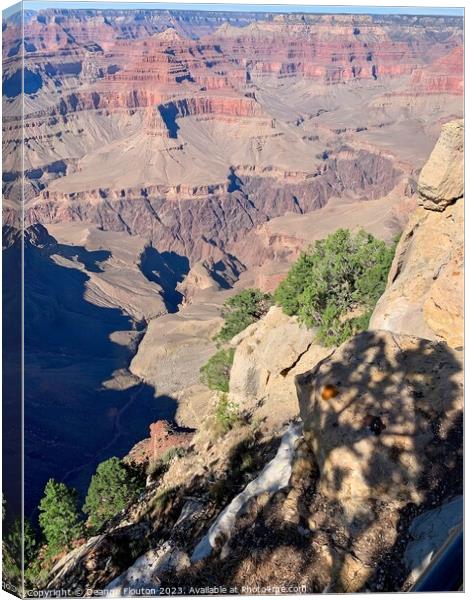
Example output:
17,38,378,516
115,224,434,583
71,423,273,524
105,542,190,596
229,306,331,428
126,421,193,467
176,253,241,304
370,120,463,348
418,119,463,210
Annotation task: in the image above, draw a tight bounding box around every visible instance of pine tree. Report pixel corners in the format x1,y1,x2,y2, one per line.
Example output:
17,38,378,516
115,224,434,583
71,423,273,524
38,480,83,552
5,517,38,568
83,457,143,532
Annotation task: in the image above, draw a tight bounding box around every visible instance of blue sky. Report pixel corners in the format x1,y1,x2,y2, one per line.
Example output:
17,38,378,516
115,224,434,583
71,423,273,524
3,1,464,17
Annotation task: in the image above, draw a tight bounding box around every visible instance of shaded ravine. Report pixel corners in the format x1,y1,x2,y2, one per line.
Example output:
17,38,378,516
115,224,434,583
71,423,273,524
23,228,178,515
60,385,175,489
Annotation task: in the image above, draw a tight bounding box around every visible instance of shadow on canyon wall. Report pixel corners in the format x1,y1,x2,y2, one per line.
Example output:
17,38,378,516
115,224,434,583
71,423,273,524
21,226,178,516
139,246,189,312
2,227,22,525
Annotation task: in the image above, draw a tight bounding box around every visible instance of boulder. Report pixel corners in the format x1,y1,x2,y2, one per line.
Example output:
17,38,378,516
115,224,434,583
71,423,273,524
105,542,190,597
125,420,193,467
296,330,463,508
229,306,331,427
418,119,463,210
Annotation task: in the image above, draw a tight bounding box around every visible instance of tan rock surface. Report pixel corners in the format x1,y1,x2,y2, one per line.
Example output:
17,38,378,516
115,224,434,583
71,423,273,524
370,120,463,348
423,243,464,349
418,119,463,211
297,330,463,507
229,306,331,428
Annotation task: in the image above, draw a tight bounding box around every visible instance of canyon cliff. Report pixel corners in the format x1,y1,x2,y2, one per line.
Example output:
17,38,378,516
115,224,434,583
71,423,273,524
3,9,463,278
39,119,463,595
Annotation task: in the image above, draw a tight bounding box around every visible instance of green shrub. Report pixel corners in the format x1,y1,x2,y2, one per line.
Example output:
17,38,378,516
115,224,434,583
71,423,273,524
83,457,144,532
200,289,271,395
38,480,83,552
146,447,187,478
215,394,240,434
275,228,397,346
216,288,272,343
161,446,186,465
200,347,235,393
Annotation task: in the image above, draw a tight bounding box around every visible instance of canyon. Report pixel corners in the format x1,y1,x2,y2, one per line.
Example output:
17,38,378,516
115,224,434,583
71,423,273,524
1,7,464,583
41,119,463,594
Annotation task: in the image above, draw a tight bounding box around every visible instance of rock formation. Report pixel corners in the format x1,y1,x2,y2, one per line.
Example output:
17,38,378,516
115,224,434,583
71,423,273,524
125,421,193,467
295,121,463,590
297,330,462,507
229,306,331,427
418,119,463,210
370,119,463,348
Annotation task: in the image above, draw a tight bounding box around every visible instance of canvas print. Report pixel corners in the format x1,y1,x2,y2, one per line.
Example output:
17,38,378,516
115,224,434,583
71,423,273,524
2,1,464,596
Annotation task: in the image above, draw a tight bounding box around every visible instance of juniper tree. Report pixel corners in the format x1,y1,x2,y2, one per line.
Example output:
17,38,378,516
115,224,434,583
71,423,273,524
83,457,143,532
38,479,83,552
275,228,397,346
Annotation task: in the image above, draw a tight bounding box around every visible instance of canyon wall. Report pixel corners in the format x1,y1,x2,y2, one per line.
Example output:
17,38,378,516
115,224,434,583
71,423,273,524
3,9,464,279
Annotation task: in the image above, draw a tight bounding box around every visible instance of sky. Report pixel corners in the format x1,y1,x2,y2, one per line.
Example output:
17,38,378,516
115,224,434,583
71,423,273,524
2,1,464,18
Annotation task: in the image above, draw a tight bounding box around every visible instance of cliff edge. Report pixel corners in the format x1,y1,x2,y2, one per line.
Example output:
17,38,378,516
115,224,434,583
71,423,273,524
370,119,463,348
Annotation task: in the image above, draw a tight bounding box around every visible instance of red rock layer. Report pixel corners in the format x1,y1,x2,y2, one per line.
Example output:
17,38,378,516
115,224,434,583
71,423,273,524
411,46,463,94
126,420,193,466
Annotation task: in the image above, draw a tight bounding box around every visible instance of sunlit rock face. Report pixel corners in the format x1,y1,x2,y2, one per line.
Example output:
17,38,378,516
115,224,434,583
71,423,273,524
370,120,463,348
